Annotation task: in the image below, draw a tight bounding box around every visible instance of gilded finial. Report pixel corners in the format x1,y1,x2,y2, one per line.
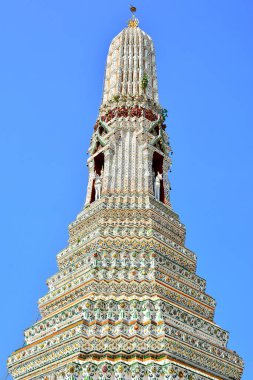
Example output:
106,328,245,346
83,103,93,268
128,5,139,28
130,5,137,13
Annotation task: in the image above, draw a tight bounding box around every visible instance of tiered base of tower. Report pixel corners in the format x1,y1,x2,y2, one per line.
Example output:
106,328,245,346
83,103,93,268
8,197,243,380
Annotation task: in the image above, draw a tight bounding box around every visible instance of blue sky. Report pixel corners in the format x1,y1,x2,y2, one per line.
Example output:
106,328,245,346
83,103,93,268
0,0,252,378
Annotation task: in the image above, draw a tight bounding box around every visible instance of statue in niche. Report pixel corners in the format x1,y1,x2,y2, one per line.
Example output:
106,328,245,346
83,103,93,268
94,170,103,200
154,172,162,201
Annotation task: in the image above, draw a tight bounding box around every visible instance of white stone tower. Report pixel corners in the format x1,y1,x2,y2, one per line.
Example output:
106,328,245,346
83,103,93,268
7,8,244,380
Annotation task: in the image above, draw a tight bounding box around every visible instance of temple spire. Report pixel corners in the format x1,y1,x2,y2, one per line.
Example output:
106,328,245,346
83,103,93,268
7,8,244,380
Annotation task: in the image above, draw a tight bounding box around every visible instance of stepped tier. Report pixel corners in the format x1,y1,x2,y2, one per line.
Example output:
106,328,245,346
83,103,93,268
25,298,228,347
8,333,243,380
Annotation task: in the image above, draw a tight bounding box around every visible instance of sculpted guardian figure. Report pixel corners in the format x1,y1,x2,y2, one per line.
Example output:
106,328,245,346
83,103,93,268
154,172,162,201
94,172,102,200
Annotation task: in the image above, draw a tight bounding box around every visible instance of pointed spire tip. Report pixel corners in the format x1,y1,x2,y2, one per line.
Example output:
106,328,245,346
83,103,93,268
128,5,139,28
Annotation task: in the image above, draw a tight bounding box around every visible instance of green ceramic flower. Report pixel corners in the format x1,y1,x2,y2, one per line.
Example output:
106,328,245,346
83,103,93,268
141,73,149,90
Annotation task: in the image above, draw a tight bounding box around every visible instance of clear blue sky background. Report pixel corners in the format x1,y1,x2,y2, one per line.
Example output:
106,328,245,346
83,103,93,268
0,0,252,378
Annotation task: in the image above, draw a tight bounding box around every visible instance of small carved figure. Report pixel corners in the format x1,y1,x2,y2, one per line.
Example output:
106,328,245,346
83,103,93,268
94,172,102,200
154,172,162,201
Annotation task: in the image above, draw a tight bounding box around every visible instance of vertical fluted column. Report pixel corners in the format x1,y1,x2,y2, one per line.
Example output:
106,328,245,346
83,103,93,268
102,148,113,195
143,146,152,195
85,159,95,206
163,156,171,206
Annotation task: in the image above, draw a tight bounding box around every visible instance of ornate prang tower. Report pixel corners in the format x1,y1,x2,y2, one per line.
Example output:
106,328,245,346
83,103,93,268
8,7,244,380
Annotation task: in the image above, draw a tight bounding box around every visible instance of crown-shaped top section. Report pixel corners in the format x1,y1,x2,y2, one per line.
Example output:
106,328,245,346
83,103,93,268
102,10,159,105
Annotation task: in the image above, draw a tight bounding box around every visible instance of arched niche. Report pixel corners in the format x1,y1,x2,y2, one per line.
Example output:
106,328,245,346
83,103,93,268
94,152,104,175
90,152,104,203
